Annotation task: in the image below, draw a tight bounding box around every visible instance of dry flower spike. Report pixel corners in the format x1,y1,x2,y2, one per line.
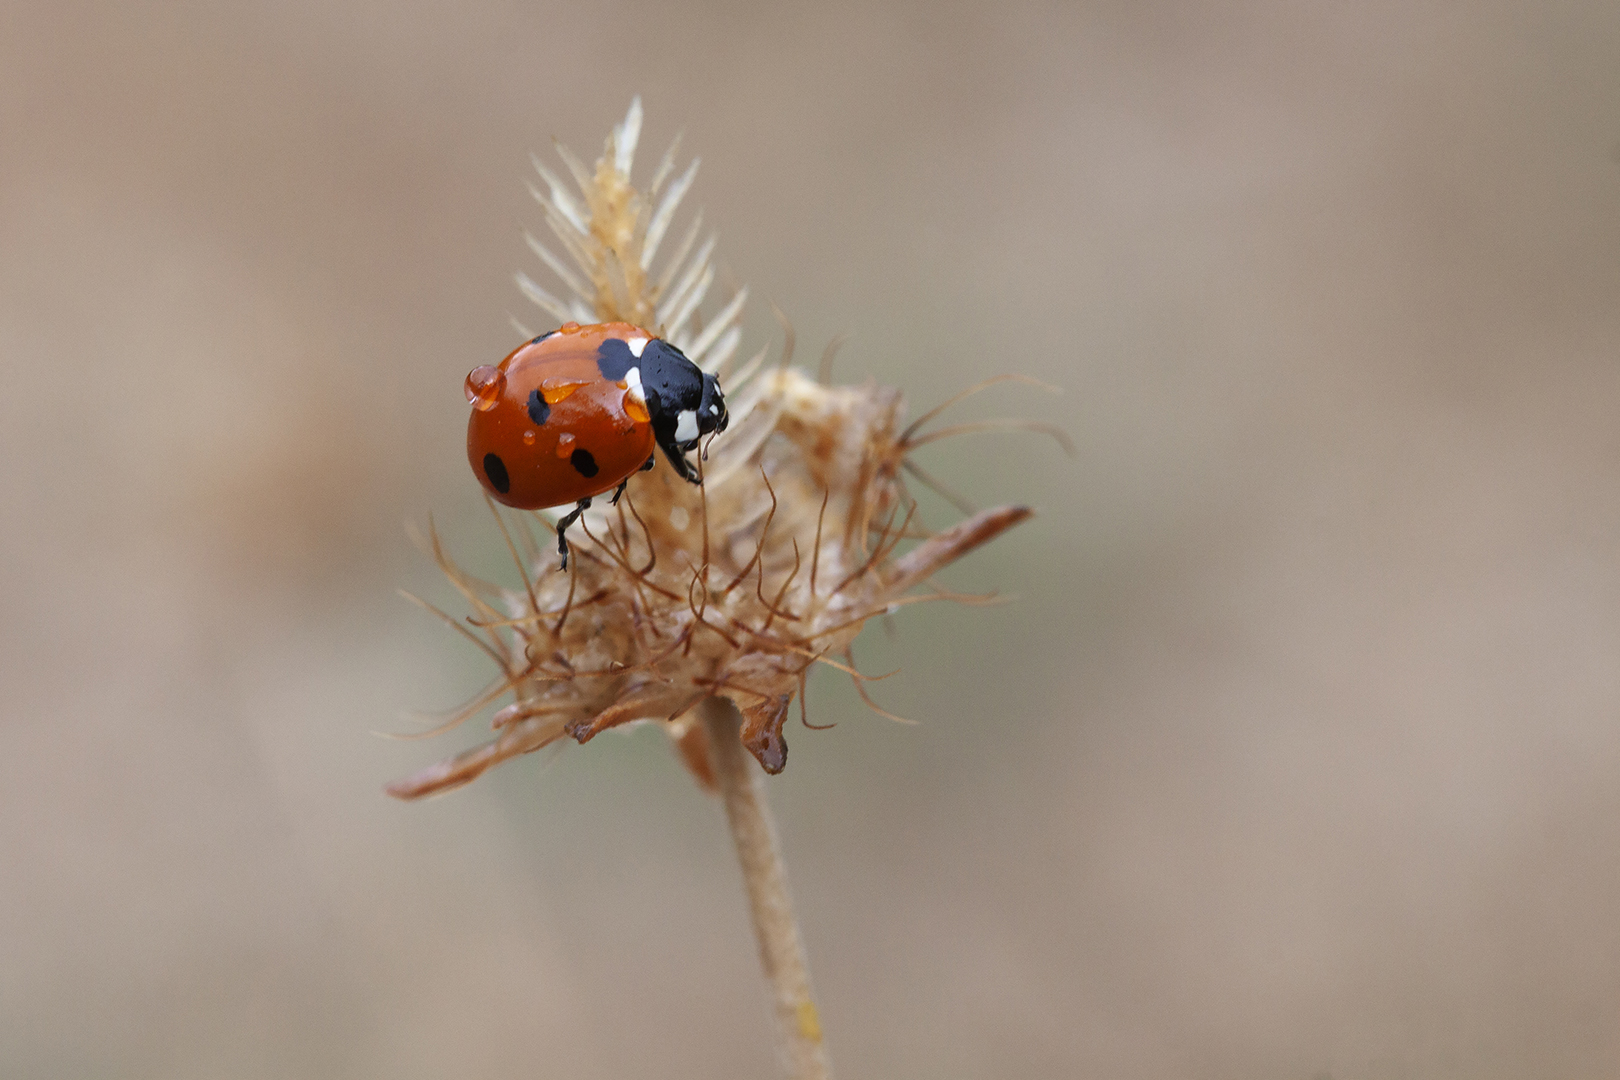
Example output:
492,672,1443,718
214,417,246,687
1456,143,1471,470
388,98,1058,799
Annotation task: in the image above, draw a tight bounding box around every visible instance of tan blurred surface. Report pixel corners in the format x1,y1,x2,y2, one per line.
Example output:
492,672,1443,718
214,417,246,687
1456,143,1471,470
5,2,1620,1076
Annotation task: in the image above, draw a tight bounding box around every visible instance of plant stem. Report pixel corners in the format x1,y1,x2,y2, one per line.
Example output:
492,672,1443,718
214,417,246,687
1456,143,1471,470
700,697,833,1080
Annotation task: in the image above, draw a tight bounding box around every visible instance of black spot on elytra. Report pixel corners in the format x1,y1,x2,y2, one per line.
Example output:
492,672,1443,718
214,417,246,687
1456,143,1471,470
483,452,510,494
596,337,636,380
570,448,599,478
530,328,558,344
527,389,549,425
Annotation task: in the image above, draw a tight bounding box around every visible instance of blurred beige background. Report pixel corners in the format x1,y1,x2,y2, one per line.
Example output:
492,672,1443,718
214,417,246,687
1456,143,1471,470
4,1,1620,1077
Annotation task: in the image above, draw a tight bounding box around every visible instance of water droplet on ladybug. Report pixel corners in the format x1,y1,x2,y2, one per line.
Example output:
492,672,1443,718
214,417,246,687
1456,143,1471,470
555,432,576,458
541,376,588,404
521,430,536,445
465,365,504,411
561,321,580,332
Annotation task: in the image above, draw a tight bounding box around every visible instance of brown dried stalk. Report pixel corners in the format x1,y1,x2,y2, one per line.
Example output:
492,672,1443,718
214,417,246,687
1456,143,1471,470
702,697,832,1080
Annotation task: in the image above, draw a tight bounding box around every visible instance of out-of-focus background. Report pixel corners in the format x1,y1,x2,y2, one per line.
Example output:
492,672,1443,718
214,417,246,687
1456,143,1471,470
4,2,1619,1076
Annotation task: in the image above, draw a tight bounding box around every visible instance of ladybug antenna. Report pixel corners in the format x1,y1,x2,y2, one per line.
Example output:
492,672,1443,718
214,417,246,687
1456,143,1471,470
696,447,712,576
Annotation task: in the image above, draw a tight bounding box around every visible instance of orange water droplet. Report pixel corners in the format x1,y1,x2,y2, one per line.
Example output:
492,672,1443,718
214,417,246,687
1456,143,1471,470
465,366,504,411
554,432,576,458
624,391,650,425
521,430,536,445
541,376,588,404
561,321,580,332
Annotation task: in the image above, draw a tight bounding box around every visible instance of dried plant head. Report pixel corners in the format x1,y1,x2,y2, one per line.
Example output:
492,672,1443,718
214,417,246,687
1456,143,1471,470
388,99,1065,800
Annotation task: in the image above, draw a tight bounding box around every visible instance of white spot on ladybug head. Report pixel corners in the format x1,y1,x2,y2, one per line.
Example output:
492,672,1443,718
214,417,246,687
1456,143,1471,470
627,337,649,358
623,365,645,403
709,403,720,415
675,409,699,443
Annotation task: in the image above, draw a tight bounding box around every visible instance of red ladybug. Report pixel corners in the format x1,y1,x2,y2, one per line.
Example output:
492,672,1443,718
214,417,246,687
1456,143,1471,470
465,321,728,567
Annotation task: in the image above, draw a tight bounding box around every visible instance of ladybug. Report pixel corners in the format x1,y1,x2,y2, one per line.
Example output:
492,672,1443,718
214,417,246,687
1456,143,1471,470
464,321,729,568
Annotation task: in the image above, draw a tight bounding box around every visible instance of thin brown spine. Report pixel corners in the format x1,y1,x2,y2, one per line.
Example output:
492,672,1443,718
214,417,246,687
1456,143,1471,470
485,495,539,618
807,485,830,600
905,418,1075,454
759,538,803,634
399,590,514,675
843,645,913,725
724,466,779,595
898,373,1062,445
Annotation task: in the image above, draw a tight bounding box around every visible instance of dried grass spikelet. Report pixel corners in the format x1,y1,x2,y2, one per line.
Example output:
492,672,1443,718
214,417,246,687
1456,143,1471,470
388,100,1050,800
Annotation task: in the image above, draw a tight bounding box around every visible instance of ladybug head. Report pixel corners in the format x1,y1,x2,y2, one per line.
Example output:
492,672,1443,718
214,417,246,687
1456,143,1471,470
699,372,729,435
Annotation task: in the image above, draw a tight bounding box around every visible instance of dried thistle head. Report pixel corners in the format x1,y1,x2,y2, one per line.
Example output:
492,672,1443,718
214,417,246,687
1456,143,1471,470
388,100,1059,799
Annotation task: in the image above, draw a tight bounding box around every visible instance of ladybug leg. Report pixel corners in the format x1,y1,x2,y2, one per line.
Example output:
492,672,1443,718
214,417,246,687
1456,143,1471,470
555,497,592,571
657,436,702,485
610,457,655,507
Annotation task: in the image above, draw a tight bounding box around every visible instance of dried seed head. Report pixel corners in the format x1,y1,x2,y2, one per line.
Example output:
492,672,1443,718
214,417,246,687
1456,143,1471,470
388,100,1041,799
